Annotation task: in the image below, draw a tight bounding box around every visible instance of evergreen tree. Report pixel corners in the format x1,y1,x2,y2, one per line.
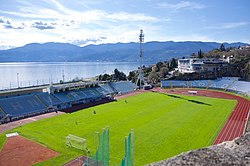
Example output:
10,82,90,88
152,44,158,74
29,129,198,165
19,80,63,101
112,69,127,81
169,58,177,70
127,71,137,83
198,49,204,58
148,72,159,84
220,44,226,51
156,62,164,72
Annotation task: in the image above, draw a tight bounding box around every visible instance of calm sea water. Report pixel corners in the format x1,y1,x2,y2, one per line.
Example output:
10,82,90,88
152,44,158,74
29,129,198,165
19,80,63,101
0,62,152,90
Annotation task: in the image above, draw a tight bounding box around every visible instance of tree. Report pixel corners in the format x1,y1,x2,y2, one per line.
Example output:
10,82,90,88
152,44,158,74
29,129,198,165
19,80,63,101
112,69,127,81
127,71,137,83
72,76,79,82
156,62,164,72
148,72,159,84
220,44,226,52
226,47,236,52
142,66,152,77
159,67,169,78
98,74,111,81
198,49,204,58
169,58,178,70
102,74,111,81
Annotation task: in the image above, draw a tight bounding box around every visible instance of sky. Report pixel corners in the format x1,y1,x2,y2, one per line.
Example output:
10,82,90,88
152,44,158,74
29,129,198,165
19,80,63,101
0,0,250,49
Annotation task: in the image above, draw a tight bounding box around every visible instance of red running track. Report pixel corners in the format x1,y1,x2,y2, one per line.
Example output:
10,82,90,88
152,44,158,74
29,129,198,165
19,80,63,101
152,88,250,145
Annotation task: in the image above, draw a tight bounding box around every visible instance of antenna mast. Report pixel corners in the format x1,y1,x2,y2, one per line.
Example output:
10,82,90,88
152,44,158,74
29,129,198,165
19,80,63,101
137,29,145,89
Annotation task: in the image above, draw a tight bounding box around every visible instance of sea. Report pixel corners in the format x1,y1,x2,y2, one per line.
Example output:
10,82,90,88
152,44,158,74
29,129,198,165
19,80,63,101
0,62,153,90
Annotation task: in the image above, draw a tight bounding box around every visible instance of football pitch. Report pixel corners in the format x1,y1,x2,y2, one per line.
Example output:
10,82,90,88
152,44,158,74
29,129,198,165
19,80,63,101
0,92,236,165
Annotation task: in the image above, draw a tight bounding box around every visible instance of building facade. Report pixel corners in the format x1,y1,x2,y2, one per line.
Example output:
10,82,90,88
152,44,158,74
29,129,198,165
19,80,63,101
178,58,229,73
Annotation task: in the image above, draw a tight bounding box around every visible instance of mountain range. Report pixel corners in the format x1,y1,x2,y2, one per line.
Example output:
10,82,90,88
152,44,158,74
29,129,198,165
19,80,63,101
0,41,248,62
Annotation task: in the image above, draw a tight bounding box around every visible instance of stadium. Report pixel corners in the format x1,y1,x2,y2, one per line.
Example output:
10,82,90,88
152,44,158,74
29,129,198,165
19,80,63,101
0,79,249,166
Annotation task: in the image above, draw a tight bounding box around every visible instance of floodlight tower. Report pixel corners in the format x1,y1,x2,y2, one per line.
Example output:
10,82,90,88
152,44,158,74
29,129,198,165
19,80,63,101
137,29,145,89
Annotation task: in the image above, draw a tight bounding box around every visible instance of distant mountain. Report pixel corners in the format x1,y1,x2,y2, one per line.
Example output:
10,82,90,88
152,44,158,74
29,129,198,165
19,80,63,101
0,41,248,62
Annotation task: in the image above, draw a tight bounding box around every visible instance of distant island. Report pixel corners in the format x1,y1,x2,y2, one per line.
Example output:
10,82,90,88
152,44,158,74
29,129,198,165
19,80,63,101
0,41,248,63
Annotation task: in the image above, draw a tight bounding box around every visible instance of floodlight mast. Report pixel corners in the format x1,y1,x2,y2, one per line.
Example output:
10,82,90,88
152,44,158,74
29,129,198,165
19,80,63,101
137,29,145,89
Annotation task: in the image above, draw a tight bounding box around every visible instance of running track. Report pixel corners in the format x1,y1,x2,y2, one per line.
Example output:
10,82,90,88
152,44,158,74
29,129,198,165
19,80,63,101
152,88,250,145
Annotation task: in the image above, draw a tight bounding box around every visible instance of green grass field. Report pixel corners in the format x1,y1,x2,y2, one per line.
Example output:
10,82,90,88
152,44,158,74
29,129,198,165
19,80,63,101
0,92,236,165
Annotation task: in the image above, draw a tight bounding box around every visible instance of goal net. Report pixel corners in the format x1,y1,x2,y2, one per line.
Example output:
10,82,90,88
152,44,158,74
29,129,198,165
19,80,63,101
66,134,86,151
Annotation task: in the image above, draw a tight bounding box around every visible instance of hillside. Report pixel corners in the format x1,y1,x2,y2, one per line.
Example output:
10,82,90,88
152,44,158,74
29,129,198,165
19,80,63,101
0,41,247,62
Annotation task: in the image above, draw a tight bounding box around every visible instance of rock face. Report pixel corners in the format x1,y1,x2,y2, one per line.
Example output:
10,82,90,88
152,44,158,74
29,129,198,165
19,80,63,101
247,118,250,133
148,132,250,166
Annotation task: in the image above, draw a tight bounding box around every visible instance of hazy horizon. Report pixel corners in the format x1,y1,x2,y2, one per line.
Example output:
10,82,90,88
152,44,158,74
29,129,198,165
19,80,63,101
1,40,250,51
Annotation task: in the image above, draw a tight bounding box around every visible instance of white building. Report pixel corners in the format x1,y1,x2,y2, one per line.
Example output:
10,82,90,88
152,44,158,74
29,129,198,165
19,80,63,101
239,45,250,49
178,58,228,74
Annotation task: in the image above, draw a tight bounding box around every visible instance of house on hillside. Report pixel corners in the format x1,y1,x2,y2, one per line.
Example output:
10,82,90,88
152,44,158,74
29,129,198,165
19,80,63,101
239,45,250,50
177,58,229,74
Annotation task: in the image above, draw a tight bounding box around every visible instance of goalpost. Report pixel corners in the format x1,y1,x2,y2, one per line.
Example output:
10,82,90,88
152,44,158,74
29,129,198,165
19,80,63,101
66,134,86,151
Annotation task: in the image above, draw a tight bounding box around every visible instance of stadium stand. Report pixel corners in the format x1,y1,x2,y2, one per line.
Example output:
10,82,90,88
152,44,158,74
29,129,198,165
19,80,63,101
102,82,117,94
53,92,73,103
228,81,250,96
190,80,209,88
0,94,46,117
35,92,62,107
161,77,250,97
95,86,111,95
0,81,137,123
126,81,138,89
110,81,137,94
206,78,237,89
82,88,103,99
0,107,6,119
161,80,188,88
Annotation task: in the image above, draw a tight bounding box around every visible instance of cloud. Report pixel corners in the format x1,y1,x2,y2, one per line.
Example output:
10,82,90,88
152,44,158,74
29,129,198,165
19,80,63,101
0,26,62,49
204,22,248,30
0,18,4,23
106,12,159,22
0,17,25,29
0,0,159,24
0,16,73,30
70,38,105,46
0,45,15,50
100,36,107,40
32,21,56,30
3,24,24,29
1,9,158,24
162,34,214,42
157,1,206,10
0,0,162,48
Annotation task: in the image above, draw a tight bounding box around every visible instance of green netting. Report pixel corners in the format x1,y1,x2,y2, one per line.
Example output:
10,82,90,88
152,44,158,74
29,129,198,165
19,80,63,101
85,127,109,166
120,131,134,166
